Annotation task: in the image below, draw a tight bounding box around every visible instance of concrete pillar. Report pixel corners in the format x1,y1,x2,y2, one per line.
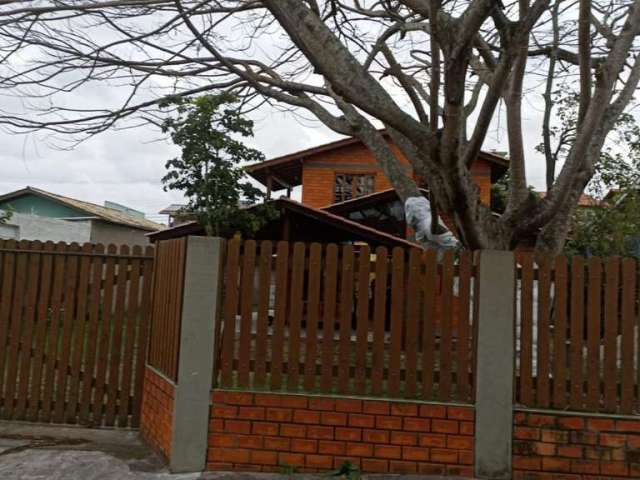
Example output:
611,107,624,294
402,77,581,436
474,250,516,480
170,236,225,473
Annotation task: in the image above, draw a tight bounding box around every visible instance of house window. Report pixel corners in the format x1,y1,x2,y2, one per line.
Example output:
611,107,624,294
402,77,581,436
334,173,375,202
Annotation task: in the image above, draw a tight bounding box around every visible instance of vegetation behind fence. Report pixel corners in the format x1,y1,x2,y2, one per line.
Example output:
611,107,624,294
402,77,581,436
516,253,639,415
213,238,476,404
0,239,154,427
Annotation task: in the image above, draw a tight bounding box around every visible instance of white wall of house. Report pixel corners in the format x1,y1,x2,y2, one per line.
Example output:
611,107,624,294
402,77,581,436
0,211,92,243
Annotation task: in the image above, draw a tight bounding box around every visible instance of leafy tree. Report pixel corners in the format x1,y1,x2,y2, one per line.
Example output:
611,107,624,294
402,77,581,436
161,94,271,237
547,91,640,256
0,208,13,225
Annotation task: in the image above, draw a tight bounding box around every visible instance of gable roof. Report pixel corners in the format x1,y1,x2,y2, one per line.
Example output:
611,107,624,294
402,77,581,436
0,186,164,232
147,197,418,249
245,133,510,190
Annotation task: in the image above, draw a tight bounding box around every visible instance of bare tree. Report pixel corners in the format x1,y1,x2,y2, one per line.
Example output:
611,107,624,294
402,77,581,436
1,0,640,252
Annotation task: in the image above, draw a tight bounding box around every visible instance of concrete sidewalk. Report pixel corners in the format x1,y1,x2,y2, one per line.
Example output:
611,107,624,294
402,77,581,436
0,422,474,480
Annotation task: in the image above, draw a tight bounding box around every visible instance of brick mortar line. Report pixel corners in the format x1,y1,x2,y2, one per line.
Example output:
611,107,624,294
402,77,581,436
515,407,640,421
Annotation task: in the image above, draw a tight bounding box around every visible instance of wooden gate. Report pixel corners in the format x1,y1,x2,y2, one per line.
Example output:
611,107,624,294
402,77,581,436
0,239,154,428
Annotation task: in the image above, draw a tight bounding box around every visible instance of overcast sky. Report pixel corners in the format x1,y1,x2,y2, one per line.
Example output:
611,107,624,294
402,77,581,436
0,93,551,224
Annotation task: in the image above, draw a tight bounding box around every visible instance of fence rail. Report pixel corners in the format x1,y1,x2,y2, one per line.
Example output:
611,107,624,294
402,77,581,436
213,238,476,404
0,239,154,427
515,253,639,415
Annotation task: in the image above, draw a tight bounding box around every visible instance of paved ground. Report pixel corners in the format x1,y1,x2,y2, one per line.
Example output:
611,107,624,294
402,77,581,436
0,421,472,480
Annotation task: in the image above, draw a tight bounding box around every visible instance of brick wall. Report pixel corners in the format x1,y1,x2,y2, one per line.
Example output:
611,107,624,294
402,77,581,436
514,410,640,479
207,390,474,475
140,366,175,460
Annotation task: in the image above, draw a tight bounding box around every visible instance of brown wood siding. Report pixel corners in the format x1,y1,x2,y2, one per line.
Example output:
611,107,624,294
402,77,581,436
301,142,493,208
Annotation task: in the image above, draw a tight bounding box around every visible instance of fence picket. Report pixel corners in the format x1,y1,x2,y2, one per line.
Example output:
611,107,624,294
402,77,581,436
220,239,241,388
552,256,568,410
237,240,256,388
304,243,322,392
586,257,602,411
253,241,272,389
439,249,454,402
287,242,305,392
337,245,354,394
621,258,636,414
421,250,437,400
404,248,421,399
536,255,551,409
604,257,620,412
457,251,472,402
270,241,289,390
354,245,370,396
388,247,404,398
371,247,388,396
320,244,338,392
519,253,534,406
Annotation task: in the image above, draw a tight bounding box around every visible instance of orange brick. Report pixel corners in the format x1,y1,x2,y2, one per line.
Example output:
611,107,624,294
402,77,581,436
363,429,389,443
211,391,227,403
280,423,306,438
264,436,290,451
402,446,429,461
335,427,361,441
278,452,305,467
237,435,262,449
558,417,584,430
419,404,447,418
403,417,430,432
432,419,458,434
391,403,418,416
390,431,417,446
209,434,236,448
417,462,446,475
307,425,334,439
600,461,628,476
305,454,333,469
254,393,282,407
570,430,597,445
252,422,278,436
291,438,317,453
266,408,292,422
333,456,361,469
459,450,473,465
534,442,556,456
321,412,347,426
375,444,402,459
224,420,250,434
570,459,600,474
308,397,335,411
460,421,474,435
335,399,362,413
362,401,389,415
419,433,446,447
587,418,615,431
223,392,253,405
513,455,541,470
348,414,374,428
448,406,474,421
318,440,345,455
430,448,458,464
389,460,417,473
616,419,640,433
541,429,568,443
376,415,402,430
362,458,388,472
212,405,237,418
206,461,233,471
346,442,373,457
213,448,250,463
447,435,473,450
237,406,265,420
293,409,320,424
280,395,308,409
557,445,582,458
514,412,527,424
542,457,571,472
251,450,278,466
600,433,625,447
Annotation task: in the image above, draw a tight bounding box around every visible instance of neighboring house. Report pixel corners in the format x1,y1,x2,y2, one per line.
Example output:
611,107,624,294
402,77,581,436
159,203,195,228
0,186,164,245
537,191,599,208
244,134,508,240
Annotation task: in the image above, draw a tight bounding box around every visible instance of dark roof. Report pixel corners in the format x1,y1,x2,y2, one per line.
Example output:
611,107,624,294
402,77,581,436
0,186,164,231
147,197,418,249
323,188,429,214
245,133,509,190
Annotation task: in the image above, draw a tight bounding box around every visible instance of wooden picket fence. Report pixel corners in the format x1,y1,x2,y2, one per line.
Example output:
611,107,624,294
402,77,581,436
213,238,476,404
515,253,639,415
147,237,187,382
0,239,154,427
